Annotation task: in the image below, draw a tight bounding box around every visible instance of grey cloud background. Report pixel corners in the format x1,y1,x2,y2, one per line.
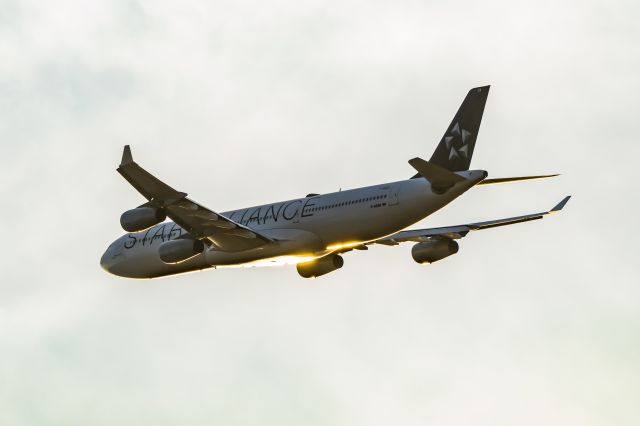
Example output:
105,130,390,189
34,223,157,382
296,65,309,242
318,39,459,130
1,0,638,424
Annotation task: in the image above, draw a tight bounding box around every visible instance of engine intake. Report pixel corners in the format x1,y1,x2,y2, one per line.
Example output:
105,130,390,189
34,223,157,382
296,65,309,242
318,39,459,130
297,254,344,278
411,240,459,264
158,239,204,264
120,207,166,232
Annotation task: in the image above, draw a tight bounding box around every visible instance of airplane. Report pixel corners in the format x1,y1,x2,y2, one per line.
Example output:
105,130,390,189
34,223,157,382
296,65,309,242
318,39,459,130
100,85,570,279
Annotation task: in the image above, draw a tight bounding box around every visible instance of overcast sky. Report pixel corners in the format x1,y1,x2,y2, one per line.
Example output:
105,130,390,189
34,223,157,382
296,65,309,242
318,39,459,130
1,0,639,425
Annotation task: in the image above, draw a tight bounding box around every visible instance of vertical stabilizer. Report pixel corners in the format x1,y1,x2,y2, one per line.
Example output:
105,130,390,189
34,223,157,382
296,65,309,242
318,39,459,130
429,85,490,171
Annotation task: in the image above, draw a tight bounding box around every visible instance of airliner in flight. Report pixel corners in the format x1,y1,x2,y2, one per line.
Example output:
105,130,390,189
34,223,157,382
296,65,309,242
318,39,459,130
101,86,570,279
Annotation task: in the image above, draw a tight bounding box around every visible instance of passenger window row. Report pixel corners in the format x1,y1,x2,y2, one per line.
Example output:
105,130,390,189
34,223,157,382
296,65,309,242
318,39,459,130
242,194,389,224
310,194,387,212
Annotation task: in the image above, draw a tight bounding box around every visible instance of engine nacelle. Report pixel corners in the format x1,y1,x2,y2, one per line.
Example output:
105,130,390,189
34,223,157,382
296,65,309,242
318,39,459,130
411,240,459,264
297,254,344,278
120,207,166,232
158,239,204,264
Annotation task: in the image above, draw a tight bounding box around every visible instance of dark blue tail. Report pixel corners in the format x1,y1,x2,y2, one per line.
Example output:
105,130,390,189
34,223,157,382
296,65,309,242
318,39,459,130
429,85,490,172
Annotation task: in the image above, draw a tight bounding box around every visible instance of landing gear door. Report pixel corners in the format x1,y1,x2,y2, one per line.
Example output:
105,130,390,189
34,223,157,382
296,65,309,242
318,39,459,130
387,184,400,206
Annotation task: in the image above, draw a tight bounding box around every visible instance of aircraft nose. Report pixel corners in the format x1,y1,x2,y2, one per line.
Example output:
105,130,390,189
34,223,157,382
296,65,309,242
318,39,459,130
100,249,112,272
100,248,114,273
100,243,124,275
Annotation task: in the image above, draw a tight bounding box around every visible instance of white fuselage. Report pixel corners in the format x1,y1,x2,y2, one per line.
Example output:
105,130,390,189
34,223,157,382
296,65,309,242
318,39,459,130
100,170,486,278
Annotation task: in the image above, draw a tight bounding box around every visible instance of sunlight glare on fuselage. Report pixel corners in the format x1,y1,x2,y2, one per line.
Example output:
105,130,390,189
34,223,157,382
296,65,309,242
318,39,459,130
217,254,319,268
325,241,365,251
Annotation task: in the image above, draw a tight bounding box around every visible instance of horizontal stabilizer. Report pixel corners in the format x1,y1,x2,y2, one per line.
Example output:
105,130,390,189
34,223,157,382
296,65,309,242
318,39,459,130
476,174,559,186
409,157,465,193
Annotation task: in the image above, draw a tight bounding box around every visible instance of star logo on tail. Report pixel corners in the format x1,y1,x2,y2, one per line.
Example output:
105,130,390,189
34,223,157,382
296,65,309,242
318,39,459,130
444,122,472,160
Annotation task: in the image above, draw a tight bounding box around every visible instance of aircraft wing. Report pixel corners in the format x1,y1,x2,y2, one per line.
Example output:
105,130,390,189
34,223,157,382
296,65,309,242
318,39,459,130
117,145,272,252
371,196,571,245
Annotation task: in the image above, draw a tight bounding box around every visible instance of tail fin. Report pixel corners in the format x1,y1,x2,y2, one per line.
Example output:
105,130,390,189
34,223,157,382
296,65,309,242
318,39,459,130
429,85,490,171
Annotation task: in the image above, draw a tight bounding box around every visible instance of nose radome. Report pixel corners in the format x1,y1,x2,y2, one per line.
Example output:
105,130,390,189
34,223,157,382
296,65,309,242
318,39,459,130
100,247,114,272
100,240,125,275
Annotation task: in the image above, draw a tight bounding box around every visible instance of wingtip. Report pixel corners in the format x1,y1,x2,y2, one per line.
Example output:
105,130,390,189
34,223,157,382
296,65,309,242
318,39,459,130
121,145,133,166
550,195,571,213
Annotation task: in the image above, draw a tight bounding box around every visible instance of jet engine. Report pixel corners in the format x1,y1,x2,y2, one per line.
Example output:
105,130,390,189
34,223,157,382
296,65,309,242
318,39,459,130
297,254,344,278
120,207,166,232
411,240,459,264
158,239,204,264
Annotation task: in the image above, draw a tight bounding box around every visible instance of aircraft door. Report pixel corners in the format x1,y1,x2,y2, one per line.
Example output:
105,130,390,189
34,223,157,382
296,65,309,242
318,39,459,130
292,201,302,223
387,184,400,206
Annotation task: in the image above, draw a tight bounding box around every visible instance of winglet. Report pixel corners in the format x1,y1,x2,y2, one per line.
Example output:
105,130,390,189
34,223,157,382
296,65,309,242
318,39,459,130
550,195,571,213
121,145,134,166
